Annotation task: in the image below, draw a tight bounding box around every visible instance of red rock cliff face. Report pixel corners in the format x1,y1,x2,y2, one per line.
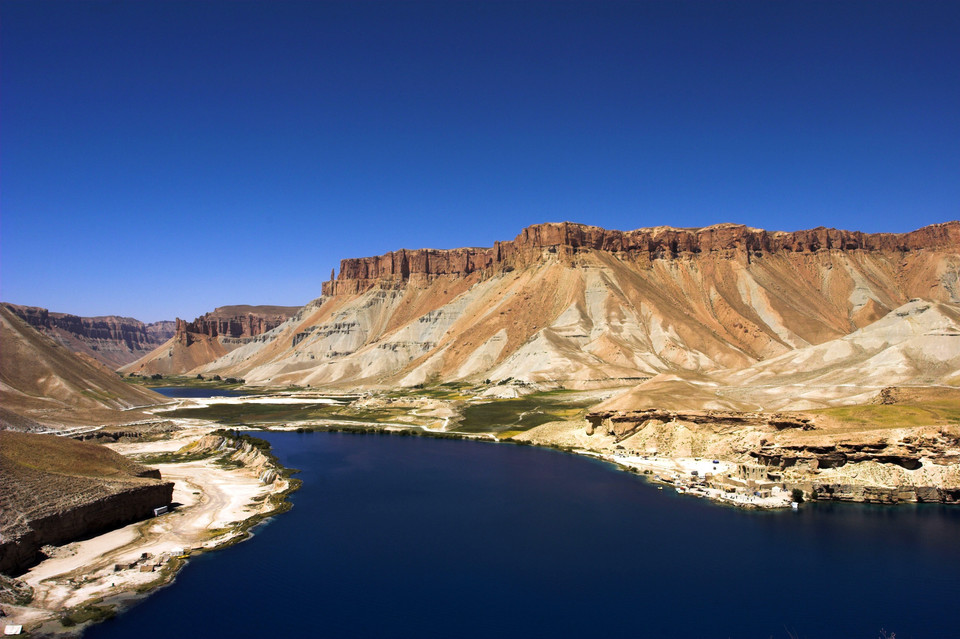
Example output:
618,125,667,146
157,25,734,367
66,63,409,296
322,221,960,295
174,305,300,341
0,303,175,369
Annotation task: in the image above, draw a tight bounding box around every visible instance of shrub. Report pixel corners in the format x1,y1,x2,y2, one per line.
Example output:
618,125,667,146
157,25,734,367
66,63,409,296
791,488,805,503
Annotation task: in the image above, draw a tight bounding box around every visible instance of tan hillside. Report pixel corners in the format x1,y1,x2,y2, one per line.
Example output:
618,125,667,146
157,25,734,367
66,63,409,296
189,221,959,389
0,303,175,369
0,305,164,429
598,299,960,413
120,305,300,376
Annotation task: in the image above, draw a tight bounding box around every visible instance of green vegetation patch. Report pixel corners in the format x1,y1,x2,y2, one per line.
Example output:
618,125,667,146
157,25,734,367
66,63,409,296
810,401,960,430
134,449,216,465
124,374,250,390
60,602,116,627
455,392,596,434
162,402,432,428
387,381,474,400
163,402,339,424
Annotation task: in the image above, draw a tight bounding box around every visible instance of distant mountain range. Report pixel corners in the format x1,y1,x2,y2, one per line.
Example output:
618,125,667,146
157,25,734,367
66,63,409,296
0,304,164,429
1,303,175,368
120,305,300,376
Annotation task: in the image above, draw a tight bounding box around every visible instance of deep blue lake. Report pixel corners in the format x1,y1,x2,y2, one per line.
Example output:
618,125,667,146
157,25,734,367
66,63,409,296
85,432,959,639
152,386,248,398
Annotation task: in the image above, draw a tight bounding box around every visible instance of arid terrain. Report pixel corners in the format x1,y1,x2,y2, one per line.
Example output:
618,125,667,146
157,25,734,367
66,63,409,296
1,220,959,635
0,305,167,431
120,305,301,377
0,424,294,635
145,221,959,389
1,303,174,369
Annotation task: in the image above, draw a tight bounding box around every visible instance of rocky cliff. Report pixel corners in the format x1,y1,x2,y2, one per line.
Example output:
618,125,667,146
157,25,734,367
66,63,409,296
0,431,174,575
174,305,300,340
1,303,174,369
192,220,959,389
322,221,960,295
121,305,301,376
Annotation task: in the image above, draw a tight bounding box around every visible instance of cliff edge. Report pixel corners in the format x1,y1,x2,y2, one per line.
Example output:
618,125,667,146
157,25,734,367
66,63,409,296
0,431,173,575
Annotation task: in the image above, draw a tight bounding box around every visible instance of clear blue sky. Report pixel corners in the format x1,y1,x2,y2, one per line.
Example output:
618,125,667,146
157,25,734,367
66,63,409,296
2,1,958,322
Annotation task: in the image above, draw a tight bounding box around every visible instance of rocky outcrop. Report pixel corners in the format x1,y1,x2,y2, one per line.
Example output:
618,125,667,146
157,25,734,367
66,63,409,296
183,434,285,485
751,428,960,471
797,483,960,504
323,221,960,295
0,432,173,575
585,409,812,441
174,305,299,341
582,406,960,505
0,481,175,575
122,305,301,377
1,303,174,369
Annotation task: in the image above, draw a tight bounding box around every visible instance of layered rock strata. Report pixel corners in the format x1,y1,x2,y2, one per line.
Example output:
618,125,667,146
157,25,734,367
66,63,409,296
174,305,300,341
322,221,960,295
1,303,174,369
191,221,959,389
582,404,960,505
121,305,300,376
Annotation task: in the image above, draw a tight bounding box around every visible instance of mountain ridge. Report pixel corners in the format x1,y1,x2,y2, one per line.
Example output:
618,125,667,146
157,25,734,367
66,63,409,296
120,305,301,376
1,303,175,369
167,220,960,391
323,221,960,295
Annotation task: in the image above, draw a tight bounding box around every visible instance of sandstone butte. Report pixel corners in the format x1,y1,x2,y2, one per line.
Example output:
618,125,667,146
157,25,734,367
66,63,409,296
160,220,959,392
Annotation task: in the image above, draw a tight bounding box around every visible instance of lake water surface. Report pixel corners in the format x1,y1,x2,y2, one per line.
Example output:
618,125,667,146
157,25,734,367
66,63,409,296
86,432,959,639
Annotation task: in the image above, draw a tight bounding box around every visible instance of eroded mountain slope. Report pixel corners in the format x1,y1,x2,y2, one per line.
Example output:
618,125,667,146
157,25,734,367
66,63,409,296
121,305,300,376
192,221,959,388
596,299,960,413
0,305,164,429
1,303,174,369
